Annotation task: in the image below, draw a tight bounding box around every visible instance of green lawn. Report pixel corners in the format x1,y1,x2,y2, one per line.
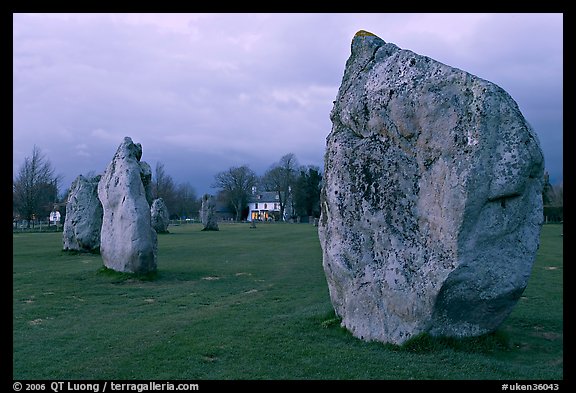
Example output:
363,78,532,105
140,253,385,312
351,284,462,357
12,223,563,380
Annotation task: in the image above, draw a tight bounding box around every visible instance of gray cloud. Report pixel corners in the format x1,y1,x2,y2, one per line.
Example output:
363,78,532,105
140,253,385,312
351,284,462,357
13,13,563,196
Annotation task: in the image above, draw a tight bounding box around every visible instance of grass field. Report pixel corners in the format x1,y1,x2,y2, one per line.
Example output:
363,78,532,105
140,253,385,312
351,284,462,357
12,222,563,380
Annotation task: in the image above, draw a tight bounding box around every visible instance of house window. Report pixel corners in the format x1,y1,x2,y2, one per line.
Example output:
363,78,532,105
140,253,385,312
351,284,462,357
255,203,258,209
264,203,268,209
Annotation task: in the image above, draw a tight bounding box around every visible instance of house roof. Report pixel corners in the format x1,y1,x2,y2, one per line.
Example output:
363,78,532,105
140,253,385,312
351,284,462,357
249,191,279,203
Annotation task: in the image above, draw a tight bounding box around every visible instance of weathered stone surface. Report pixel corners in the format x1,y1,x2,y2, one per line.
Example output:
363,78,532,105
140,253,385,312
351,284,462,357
62,174,103,252
140,160,154,206
318,31,545,345
151,198,170,233
200,194,219,231
98,137,158,274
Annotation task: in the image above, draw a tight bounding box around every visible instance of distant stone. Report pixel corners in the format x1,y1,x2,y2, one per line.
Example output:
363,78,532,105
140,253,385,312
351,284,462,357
151,198,170,233
140,160,154,207
98,137,158,274
318,32,545,345
200,194,219,231
62,174,103,253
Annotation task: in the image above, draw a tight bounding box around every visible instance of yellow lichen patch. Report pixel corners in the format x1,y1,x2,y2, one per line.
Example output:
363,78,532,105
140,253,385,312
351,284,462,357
355,30,377,38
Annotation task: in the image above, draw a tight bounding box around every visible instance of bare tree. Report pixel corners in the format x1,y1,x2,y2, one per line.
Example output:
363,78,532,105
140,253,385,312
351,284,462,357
542,171,563,223
151,161,179,216
213,165,258,221
543,172,563,207
13,145,62,228
152,162,174,199
549,182,563,207
261,153,299,221
172,182,200,220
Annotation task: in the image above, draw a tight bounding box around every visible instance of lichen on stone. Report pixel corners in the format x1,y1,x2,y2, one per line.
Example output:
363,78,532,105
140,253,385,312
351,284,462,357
354,30,377,38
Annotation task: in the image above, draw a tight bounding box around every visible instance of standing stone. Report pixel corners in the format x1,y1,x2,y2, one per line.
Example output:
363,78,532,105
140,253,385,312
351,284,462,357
200,194,219,231
98,137,158,274
151,198,170,233
140,160,154,206
62,174,103,253
318,31,545,345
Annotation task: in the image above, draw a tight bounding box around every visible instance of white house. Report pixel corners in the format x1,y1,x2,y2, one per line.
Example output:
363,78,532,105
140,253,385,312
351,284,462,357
247,190,282,222
49,210,61,225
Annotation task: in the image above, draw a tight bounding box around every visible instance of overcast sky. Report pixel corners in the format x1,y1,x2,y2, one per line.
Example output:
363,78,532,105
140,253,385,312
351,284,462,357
13,13,563,197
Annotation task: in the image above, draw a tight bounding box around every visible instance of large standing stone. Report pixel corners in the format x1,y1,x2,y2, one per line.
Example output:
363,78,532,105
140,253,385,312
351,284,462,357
318,31,545,345
98,137,158,274
151,198,170,233
62,174,103,253
200,194,219,231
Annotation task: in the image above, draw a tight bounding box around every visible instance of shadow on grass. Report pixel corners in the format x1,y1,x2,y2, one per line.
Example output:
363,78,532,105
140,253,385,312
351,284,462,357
96,266,159,283
394,330,511,354
318,310,511,354
62,248,101,255
95,265,223,284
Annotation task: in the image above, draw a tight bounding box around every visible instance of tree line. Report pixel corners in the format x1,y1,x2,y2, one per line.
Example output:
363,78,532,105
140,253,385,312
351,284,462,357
13,147,323,226
212,153,322,222
15,145,562,226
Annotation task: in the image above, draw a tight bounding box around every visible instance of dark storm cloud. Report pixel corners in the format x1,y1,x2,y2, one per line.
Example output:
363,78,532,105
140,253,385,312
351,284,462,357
13,13,563,195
